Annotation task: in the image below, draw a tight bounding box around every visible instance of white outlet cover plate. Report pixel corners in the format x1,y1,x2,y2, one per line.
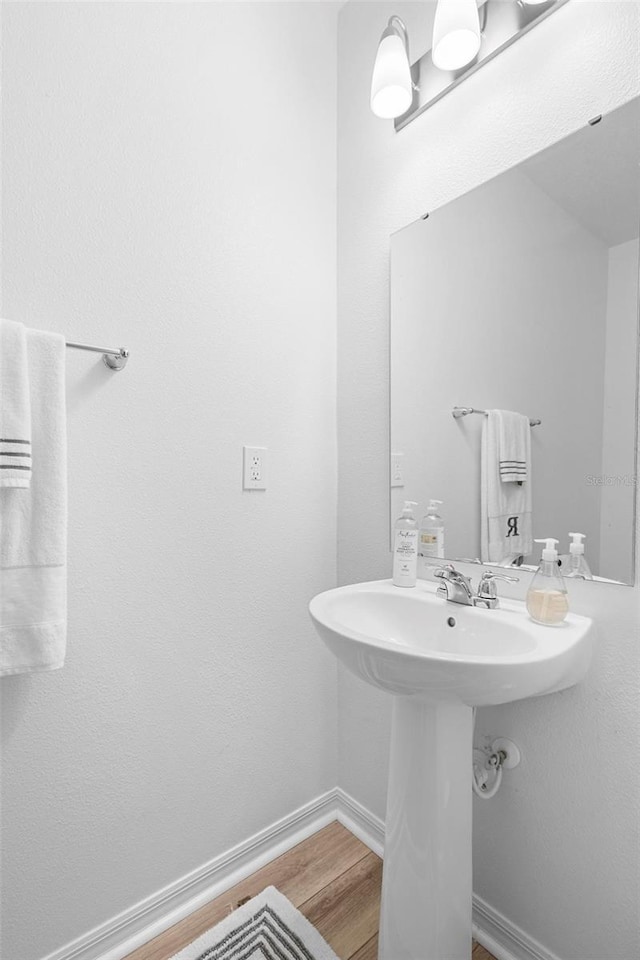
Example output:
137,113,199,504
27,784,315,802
391,453,404,488
243,446,267,490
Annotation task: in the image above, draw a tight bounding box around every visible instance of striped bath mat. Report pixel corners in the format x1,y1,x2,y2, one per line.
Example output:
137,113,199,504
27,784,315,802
170,887,341,960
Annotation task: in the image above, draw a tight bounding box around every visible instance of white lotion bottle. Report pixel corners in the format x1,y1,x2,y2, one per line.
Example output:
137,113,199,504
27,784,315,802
419,499,445,577
526,538,569,625
393,500,419,587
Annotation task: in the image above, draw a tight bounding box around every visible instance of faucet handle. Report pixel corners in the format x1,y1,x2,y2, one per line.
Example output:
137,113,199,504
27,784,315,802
480,570,520,582
434,564,471,587
476,570,519,601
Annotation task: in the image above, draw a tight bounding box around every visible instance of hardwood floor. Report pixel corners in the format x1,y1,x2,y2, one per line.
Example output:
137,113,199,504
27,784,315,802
124,821,495,960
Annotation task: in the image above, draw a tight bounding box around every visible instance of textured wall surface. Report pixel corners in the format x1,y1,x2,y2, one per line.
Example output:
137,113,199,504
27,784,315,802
3,2,640,959
0,4,338,958
338,2,640,958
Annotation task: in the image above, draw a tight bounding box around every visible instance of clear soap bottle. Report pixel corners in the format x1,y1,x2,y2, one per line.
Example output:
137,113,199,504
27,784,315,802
393,500,419,588
419,500,445,578
526,538,569,625
565,532,593,580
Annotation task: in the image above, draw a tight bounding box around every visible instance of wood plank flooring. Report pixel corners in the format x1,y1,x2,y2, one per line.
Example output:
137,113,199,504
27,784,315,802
124,821,496,960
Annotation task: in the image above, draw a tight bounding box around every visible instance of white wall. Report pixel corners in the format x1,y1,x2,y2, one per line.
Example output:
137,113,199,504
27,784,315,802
338,2,640,958
0,4,338,959
390,167,609,570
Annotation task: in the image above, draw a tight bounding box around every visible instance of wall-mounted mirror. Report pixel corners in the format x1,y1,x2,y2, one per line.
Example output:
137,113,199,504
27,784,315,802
390,97,639,585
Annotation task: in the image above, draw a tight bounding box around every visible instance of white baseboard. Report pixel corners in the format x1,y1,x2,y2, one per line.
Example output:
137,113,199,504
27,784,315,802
42,789,341,960
42,787,560,960
333,786,385,858
472,894,562,960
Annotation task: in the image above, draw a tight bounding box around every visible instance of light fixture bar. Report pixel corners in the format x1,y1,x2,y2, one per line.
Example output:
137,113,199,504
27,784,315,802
395,0,569,132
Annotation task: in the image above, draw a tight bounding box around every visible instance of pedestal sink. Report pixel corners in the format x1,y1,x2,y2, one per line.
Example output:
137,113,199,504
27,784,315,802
309,578,595,960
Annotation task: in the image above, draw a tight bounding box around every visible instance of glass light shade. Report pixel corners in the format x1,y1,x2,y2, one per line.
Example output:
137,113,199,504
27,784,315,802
432,0,481,72
370,33,412,119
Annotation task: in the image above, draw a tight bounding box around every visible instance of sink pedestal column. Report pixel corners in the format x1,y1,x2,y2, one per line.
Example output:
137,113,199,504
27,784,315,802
379,698,473,960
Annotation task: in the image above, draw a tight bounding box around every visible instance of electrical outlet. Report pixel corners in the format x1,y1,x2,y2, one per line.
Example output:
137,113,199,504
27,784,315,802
243,446,267,490
390,453,404,488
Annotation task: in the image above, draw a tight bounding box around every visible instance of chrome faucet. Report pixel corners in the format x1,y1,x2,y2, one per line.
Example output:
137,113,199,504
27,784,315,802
433,564,474,605
434,565,519,609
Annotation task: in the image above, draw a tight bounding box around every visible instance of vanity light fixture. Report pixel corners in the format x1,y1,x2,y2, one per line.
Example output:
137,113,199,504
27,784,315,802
371,0,569,131
370,16,413,119
432,0,481,72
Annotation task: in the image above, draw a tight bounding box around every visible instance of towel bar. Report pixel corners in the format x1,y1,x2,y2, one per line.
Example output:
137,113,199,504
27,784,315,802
65,341,129,371
452,406,541,427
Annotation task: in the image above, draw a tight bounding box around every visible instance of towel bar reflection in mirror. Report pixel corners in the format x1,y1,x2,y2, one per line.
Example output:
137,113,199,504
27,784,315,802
452,406,541,427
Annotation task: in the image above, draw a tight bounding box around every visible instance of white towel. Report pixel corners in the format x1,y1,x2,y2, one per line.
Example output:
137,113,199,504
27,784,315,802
497,409,529,483
0,319,32,488
0,328,67,675
481,410,532,565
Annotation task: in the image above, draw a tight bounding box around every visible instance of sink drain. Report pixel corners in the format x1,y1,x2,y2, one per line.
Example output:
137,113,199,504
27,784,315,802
447,616,456,628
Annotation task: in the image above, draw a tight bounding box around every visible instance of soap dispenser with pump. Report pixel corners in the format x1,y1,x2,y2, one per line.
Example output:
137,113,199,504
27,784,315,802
393,501,419,588
565,532,593,580
419,499,445,578
526,538,569,625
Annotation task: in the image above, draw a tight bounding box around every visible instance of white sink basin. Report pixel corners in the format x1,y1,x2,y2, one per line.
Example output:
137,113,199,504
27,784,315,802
309,578,595,706
309,578,595,960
